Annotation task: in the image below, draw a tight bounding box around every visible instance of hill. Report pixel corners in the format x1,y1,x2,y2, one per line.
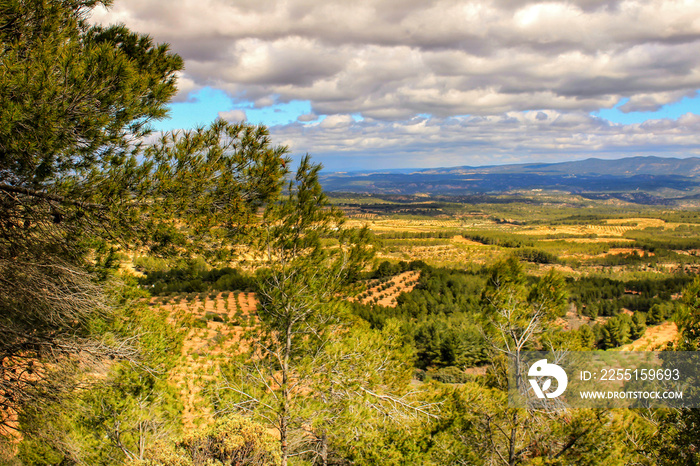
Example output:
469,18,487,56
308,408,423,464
320,156,700,203
419,156,700,177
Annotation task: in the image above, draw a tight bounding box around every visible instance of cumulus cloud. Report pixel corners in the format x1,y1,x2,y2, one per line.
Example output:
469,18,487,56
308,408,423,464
269,112,700,171
90,1,700,170
218,109,247,122
92,0,700,118
170,71,200,102
319,114,355,128
297,112,319,122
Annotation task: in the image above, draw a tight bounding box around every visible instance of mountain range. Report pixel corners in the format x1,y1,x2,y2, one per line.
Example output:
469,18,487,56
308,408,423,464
320,156,700,203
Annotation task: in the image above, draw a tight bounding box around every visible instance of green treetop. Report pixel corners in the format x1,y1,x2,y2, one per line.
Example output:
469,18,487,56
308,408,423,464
0,0,288,434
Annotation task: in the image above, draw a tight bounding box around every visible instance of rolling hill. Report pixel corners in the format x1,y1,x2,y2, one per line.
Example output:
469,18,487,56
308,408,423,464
320,156,700,203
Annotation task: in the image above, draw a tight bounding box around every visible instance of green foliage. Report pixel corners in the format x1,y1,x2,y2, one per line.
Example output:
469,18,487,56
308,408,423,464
677,276,700,351
483,258,567,355
625,225,700,251
16,280,185,464
514,247,559,264
646,278,700,465
423,366,472,384
652,409,700,466
307,320,431,463
577,324,597,350
647,302,667,324
0,0,289,434
596,315,632,349
6,3,700,462
138,262,255,295
131,416,280,466
630,312,647,340
462,231,534,248
568,275,691,317
424,384,657,465
353,264,489,369
372,259,424,278
0,0,182,188
220,157,378,464
543,326,597,351
413,317,488,369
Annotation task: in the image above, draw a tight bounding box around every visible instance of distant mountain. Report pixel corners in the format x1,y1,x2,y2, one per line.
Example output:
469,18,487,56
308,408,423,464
417,156,700,177
320,156,700,204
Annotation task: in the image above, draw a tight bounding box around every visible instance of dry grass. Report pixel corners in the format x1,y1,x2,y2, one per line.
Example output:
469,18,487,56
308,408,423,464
603,218,667,228
552,305,606,331
619,321,679,351
451,235,485,246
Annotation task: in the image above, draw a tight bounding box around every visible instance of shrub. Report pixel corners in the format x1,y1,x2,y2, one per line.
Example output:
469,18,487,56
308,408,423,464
129,415,280,465
427,366,470,384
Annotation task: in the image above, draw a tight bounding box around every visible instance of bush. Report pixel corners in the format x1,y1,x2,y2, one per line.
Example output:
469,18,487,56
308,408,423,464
427,366,471,384
130,415,280,465
204,312,225,323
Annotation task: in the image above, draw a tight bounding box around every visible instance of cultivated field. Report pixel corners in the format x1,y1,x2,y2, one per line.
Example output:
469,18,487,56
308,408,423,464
354,270,421,307
144,193,698,429
153,292,258,428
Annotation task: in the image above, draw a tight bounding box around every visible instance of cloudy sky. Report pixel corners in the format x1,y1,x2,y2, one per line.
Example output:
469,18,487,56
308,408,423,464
92,0,700,171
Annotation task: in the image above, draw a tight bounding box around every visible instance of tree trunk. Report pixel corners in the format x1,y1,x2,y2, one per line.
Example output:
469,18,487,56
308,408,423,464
280,413,288,466
280,321,293,466
509,410,518,466
321,431,328,466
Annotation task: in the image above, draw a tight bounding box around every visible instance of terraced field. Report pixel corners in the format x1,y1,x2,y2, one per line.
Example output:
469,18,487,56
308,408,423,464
353,271,421,307
153,270,423,428
153,292,258,428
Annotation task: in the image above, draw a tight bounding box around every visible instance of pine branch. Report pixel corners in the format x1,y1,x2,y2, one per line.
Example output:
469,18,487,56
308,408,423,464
0,183,107,210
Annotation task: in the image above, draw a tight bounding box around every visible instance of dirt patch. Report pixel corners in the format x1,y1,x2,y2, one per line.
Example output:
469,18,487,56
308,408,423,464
451,235,485,246
353,271,421,307
619,321,679,351
154,292,259,429
607,248,654,257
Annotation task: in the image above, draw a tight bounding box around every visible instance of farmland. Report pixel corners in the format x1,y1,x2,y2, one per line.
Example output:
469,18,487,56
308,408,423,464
132,190,700,428
18,184,700,464
330,192,700,276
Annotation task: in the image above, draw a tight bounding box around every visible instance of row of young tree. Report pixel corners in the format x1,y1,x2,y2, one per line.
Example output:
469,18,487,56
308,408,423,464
349,259,691,369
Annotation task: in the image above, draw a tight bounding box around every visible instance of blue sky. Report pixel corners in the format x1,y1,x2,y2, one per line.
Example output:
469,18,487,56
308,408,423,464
594,95,700,125
155,87,700,131
95,0,700,171
152,89,316,131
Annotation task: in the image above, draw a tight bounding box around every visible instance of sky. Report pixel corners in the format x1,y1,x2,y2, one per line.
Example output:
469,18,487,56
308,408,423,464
91,0,700,172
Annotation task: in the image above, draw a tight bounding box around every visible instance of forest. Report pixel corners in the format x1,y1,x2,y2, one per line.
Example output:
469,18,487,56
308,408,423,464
2,1,700,465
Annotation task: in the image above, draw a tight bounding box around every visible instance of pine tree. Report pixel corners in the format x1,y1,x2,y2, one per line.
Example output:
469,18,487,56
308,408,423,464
599,316,630,349
649,277,700,465
480,259,571,465
0,0,288,434
218,158,433,465
630,312,646,340
647,303,666,325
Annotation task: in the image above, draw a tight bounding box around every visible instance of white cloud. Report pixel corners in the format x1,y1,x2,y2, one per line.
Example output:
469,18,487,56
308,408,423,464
269,111,700,170
318,114,355,129
217,109,247,122
171,72,200,102
297,113,319,122
91,0,700,118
